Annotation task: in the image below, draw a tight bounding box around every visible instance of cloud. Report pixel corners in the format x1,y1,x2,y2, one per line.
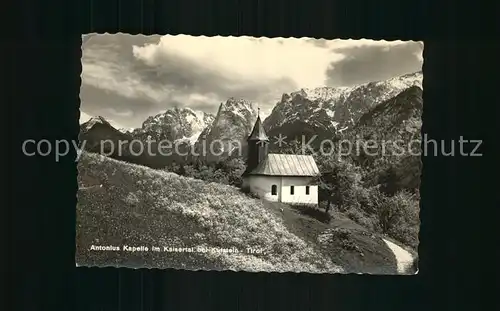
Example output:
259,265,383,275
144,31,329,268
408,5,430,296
80,34,423,128
325,41,423,87
132,35,345,89
104,108,133,118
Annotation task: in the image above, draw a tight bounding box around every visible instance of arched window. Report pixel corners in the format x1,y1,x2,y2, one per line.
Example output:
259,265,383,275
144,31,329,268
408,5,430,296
271,185,278,195
306,186,310,195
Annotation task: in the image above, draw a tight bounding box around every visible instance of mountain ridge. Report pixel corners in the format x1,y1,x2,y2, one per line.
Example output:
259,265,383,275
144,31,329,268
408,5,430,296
263,71,423,136
132,107,215,144
80,71,423,166
193,97,258,162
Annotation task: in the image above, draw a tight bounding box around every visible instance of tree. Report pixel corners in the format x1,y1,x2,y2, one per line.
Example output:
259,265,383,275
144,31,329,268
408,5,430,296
317,175,335,213
314,155,364,212
223,157,246,187
166,161,182,174
198,165,214,181
182,164,196,178
370,189,419,247
275,138,303,155
378,166,400,196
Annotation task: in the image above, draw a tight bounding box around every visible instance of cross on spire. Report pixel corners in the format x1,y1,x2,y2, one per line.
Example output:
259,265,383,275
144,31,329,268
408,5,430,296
257,107,260,118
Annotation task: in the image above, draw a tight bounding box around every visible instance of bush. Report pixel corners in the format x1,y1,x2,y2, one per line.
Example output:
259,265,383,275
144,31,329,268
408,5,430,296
318,228,360,252
366,188,419,249
346,209,377,232
164,157,246,187
322,171,420,251
316,157,364,212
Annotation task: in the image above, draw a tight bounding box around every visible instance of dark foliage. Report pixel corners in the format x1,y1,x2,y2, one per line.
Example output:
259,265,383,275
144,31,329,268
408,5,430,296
307,87,423,250
164,156,246,188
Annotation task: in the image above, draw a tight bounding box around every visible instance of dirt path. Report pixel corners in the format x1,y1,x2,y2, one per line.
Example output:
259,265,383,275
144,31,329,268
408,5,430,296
383,239,414,274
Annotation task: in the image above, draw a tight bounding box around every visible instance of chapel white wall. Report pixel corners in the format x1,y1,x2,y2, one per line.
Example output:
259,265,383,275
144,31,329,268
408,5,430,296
280,176,318,205
248,175,282,202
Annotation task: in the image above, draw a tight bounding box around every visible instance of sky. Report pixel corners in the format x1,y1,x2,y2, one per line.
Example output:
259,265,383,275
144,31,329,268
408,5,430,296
80,34,423,129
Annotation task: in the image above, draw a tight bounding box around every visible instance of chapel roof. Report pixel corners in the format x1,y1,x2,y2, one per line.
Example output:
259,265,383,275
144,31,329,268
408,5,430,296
247,153,320,177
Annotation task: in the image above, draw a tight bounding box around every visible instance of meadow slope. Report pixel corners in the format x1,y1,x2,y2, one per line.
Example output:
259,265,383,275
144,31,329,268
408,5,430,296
77,152,399,273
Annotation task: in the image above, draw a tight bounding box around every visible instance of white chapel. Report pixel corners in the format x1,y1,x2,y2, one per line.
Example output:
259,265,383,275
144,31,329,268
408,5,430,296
241,115,320,206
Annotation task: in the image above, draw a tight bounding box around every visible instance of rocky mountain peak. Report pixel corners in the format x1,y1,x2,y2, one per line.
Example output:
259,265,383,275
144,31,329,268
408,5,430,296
82,116,112,132
79,71,424,171
194,98,258,162
217,98,256,119
356,85,423,128
133,107,215,144
264,71,423,135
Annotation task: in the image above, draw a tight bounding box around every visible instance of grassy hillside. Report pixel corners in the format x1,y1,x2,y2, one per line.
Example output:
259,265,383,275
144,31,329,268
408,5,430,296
77,152,399,273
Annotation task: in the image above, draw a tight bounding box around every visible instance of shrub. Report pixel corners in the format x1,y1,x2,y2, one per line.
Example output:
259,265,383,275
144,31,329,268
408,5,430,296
367,189,419,249
346,209,377,232
318,228,360,252
315,157,364,212
164,157,246,188
335,183,419,250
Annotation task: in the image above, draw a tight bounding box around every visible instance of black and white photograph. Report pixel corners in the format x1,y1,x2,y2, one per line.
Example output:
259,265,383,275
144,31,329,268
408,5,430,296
76,34,423,274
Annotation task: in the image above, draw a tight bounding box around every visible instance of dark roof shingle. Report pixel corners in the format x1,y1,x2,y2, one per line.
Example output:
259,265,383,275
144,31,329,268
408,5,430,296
248,153,320,176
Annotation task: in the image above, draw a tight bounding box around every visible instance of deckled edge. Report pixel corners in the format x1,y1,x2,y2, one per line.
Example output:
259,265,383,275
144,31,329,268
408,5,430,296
76,34,423,276
81,33,424,45
74,262,412,276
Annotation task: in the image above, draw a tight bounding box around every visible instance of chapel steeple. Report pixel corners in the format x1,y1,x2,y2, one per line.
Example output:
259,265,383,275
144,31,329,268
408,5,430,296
247,108,268,142
245,108,269,174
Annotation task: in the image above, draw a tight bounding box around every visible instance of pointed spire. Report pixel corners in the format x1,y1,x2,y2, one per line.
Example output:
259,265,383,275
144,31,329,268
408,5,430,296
247,113,268,141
